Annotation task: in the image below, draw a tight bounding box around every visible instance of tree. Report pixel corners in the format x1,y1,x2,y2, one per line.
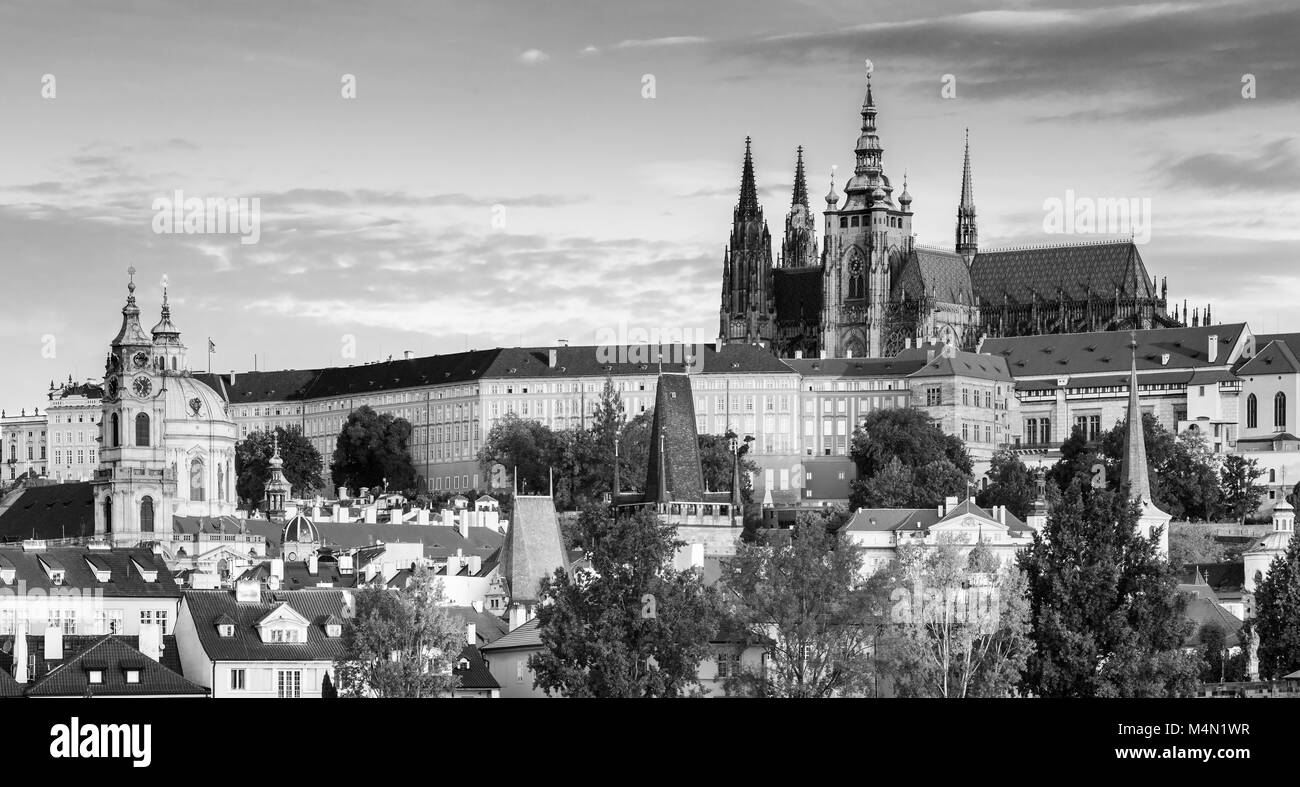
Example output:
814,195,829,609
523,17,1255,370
330,405,416,494
1018,481,1200,697
333,565,464,697
235,426,324,507
1220,455,1265,522
528,506,724,697
722,511,879,697
617,410,654,494
1253,534,1300,679
977,449,1041,520
858,457,915,508
850,408,972,510
1197,623,1246,683
878,540,1034,697
1159,430,1223,521
698,431,759,501
1167,524,1227,571
476,413,558,498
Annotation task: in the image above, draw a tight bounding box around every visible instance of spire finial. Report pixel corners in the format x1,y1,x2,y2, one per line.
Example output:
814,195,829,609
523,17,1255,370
126,266,137,302
737,136,760,219
792,145,809,208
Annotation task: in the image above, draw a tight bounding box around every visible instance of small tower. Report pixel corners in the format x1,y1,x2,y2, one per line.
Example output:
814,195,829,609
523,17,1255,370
956,129,978,265
150,275,187,374
718,137,777,348
264,432,291,522
1244,499,1294,593
1121,334,1170,556
779,146,819,269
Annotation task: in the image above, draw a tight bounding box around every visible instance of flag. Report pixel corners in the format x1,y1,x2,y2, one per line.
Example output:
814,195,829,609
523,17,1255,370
208,338,216,353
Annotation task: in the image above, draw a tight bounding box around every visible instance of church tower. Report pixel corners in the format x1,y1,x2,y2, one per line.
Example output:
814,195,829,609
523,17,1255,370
94,268,177,541
956,129,978,265
1122,336,1170,557
820,71,912,358
779,147,819,269
719,137,777,347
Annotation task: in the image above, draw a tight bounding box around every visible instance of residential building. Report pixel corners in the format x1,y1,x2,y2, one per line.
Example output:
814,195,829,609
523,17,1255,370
45,379,103,483
0,626,206,698
1,408,47,483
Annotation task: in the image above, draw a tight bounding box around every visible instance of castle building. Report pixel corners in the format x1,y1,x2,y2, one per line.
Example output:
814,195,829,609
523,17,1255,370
46,378,103,483
93,269,237,542
719,71,1181,361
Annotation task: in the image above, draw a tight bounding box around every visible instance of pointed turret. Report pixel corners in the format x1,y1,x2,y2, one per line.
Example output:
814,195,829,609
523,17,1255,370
791,145,809,209
265,431,291,522
956,129,978,264
111,267,151,349
1122,335,1152,504
150,277,182,344
780,146,819,269
719,137,776,345
737,136,760,221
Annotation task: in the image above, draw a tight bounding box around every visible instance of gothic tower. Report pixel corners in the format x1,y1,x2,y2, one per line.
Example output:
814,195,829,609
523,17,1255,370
820,72,912,357
956,129,978,265
719,137,777,347
94,268,176,541
779,146,819,269
1122,335,1171,557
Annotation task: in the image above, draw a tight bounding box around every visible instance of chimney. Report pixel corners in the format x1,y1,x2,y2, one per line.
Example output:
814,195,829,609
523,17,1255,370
1208,335,1219,364
466,622,477,646
308,553,319,576
470,599,483,613
905,337,913,349
13,620,28,683
230,370,237,386
364,507,377,525
794,350,803,360
846,349,854,359
714,338,723,353
44,625,63,661
417,508,429,525
270,558,284,581
337,485,348,500
943,496,958,516
468,555,482,574
820,349,828,359
548,349,558,368
403,350,414,360
457,514,469,541
927,347,936,362
138,622,162,662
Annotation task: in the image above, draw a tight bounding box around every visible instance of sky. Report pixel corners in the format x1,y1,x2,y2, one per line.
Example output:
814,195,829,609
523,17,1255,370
1,0,1298,409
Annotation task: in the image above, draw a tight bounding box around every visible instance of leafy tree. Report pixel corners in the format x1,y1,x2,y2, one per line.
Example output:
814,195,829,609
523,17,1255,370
1197,623,1246,683
850,409,972,510
722,511,879,697
1253,533,1300,679
330,405,417,494
977,449,1042,520
858,457,915,508
333,565,464,697
1018,481,1200,697
1220,455,1265,522
698,431,759,501
235,426,324,507
1167,524,1227,571
528,506,724,697
1159,430,1223,521
617,410,654,493
878,540,1034,697
476,413,558,498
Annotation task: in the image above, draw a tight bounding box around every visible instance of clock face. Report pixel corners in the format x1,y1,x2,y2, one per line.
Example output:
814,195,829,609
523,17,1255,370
132,376,152,398
132,351,150,369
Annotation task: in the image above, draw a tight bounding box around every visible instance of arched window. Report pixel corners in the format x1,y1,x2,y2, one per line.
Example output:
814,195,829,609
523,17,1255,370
1270,468,1277,483
140,495,154,532
135,412,149,446
1247,394,1258,429
190,457,206,502
1276,392,1287,428
171,357,177,370
103,496,112,534
110,413,120,447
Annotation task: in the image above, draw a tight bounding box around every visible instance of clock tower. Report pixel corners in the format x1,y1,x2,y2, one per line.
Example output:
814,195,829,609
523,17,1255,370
93,267,176,541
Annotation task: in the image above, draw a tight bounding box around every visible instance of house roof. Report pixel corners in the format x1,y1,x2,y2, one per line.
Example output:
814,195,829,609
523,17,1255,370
454,644,499,690
1237,339,1300,377
845,498,1031,536
979,323,1246,378
480,618,543,652
906,349,1014,382
500,496,568,604
782,355,927,378
171,515,503,561
0,482,96,542
236,560,357,589
1179,584,1244,648
0,634,203,697
181,589,350,662
892,248,975,305
1179,562,1245,594
970,240,1156,304
444,605,510,645
0,547,179,597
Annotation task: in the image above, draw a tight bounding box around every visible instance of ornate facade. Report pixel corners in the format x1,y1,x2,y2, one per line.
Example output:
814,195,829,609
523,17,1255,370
719,71,1180,360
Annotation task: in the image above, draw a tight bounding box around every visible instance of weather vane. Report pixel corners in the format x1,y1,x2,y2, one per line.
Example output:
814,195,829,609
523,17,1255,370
864,59,874,76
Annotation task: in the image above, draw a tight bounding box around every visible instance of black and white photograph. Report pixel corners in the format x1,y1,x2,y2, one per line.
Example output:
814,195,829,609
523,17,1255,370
0,0,1297,770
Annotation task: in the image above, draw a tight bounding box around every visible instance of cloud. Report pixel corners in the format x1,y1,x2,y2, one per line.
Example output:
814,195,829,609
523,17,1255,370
1156,137,1300,195
612,36,710,49
517,49,551,66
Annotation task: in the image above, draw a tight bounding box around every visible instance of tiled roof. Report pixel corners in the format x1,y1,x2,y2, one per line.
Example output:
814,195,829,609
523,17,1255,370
644,374,707,502
195,369,321,404
454,644,499,690
236,560,357,588
480,618,542,652
892,248,974,305
500,496,568,604
182,589,350,662
0,634,202,697
845,499,1031,535
1179,562,1245,594
980,324,1246,378
970,240,1155,304
0,547,180,597
0,664,23,697
1179,585,1244,648
0,482,96,542
1237,340,1300,376
773,267,824,324
484,343,795,378
171,515,503,561
24,635,207,697
907,350,1013,382
782,355,927,378
445,605,510,645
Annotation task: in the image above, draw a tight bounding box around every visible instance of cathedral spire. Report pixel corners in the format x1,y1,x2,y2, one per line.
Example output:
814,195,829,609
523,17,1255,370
956,128,978,264
1122,333,1152,503
791,146,809,209
738,136,760,220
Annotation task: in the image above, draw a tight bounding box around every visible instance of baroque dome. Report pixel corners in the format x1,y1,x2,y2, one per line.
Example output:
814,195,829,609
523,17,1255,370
162,376,232,428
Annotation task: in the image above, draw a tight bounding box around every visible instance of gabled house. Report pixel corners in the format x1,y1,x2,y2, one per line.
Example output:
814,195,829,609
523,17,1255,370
0,624,206,698
844,495,1036,574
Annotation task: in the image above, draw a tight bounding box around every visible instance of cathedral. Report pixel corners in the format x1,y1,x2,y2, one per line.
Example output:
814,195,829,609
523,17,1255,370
93,268,238,542
719,73,1182,359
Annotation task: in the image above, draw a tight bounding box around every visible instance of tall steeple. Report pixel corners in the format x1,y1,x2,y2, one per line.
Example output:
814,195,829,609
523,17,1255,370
1122,334,1152,503
780,146,819,269
956,128,978,264
719,137,776,346
111,267,151,349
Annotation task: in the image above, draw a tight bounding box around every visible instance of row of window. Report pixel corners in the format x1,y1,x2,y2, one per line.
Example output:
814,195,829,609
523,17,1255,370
1245,392,1286,430
0,609,167,635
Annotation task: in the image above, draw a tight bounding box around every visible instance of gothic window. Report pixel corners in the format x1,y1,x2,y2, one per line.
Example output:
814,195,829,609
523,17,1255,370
135,412,149,446
1247,394,1258,429
140,496,154,532
1275,392,1287,428
190,457,206,502
110,413,120,447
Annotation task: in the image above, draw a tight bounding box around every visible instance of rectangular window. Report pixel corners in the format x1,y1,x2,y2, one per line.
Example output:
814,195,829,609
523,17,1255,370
277,669,302,698
230,669,246,691
927,388,941,407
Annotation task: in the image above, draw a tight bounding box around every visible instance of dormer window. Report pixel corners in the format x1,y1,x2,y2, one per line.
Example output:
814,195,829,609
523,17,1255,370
125,669,141,684
88,669,104,684
457,657,470,670
218,624,235,638
131,559,158,583
270,628,302,643
326,623,342,638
